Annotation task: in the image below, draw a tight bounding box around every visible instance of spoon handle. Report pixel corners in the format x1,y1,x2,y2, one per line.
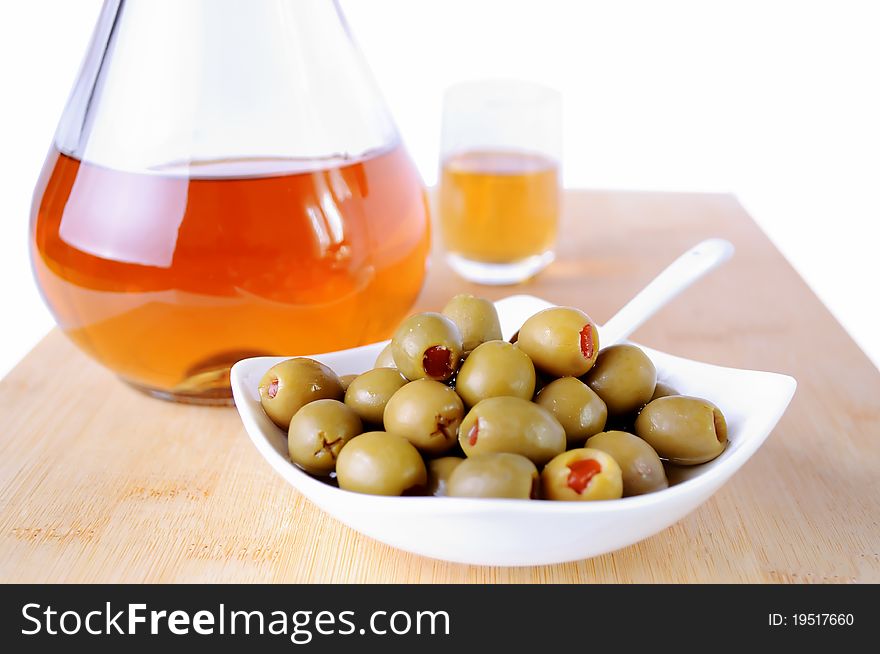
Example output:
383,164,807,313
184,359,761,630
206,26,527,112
600,238,735,346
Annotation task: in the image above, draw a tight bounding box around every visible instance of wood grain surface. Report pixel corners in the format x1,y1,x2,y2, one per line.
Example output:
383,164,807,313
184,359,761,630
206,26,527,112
1,191,878,583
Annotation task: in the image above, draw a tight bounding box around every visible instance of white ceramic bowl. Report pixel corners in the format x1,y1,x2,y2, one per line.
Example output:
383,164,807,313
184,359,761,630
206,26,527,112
231,295,796,566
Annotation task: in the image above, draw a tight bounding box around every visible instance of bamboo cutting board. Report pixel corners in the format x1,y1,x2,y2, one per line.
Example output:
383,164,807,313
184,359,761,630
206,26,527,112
1,191,878,583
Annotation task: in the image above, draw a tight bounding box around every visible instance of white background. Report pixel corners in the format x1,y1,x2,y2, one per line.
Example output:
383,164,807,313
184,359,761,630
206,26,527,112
1,0,878,378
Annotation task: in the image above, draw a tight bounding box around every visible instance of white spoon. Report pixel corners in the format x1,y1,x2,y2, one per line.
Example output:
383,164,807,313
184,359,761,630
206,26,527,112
599,238,735,345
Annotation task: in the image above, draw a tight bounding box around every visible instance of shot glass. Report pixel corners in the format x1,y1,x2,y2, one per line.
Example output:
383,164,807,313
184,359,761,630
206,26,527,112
439,80,562,284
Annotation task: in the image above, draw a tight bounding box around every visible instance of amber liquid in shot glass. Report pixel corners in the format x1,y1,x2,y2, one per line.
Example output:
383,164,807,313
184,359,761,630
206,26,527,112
439,149,559,281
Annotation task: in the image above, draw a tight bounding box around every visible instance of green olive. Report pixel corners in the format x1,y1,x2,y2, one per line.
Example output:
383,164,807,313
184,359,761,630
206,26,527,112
391,312,463,382
541,448,623,501
459,396,565,466
374,343,397,369
534,376,607,444
335,431,427,496
344,368,408,425
635,396,728,465
585,344,657,416
447,453,538,499
516,307,600,377
441,294,502,353
585,430,668,496
427,456,464,497
258,358,343,429
650,382,678,401
338,374,358,392
454,340,536,407
383,379,463,455
288,399,362,475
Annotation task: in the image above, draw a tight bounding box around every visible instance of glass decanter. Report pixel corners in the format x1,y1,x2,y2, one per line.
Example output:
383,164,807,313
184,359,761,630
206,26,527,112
30,0,430,404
